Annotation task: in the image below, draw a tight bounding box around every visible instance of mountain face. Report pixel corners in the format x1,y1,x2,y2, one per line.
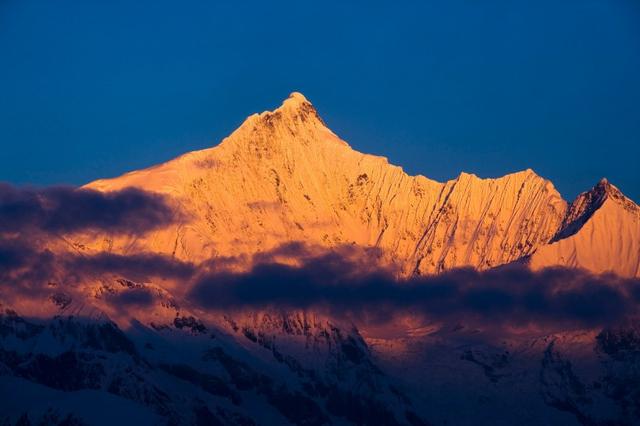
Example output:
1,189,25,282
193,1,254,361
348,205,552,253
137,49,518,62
82,92,638,277
0,267,423,425
3,92,634,287
3,93,640,425
530,179,640,276
3,295,640,426
0,300,423,426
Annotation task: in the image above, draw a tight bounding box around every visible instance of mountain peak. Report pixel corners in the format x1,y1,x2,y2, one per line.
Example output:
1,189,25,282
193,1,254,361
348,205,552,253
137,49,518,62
285,91,309,104
214,91,341,156
593,177,619,197
592,177,629,202
276,92,322,122
531,177,640,276
551,178,638,242
83,95,638,278
276,91,314,114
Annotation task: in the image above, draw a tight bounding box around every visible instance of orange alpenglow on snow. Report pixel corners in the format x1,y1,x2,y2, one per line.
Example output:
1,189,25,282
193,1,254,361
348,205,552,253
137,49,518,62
82,93,639,277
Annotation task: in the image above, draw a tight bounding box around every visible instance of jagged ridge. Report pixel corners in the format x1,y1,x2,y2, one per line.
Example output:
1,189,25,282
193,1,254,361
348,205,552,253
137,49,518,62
81,93,638,276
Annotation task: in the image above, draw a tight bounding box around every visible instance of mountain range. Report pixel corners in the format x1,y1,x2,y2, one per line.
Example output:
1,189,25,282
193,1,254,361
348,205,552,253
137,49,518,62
1,93,639,426
83,92,639,277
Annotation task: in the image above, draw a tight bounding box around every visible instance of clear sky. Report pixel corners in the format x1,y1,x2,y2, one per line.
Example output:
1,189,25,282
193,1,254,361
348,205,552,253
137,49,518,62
1,0,639,201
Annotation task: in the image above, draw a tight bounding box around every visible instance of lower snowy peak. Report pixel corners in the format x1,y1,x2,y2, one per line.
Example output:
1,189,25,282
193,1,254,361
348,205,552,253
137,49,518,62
0,301,429,426
530,179,640,277
551,178,639,242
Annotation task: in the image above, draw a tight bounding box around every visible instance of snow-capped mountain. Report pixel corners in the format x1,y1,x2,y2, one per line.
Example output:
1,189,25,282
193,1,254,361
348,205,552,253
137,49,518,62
530,178,640,276
0,285,429,426
2,93,639,425
3,289,640,425
80,92,637,277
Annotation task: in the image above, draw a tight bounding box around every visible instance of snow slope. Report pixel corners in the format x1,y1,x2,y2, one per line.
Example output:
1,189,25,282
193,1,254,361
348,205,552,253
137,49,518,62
82,92,586,275
530,179,640,277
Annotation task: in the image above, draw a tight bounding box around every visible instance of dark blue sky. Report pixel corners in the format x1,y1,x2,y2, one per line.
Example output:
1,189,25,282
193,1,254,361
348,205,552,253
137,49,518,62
1,0,639,201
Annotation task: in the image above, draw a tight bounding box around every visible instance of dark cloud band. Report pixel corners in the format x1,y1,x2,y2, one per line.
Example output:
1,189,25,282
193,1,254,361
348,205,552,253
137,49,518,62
0,183,176,235
188,249,640,328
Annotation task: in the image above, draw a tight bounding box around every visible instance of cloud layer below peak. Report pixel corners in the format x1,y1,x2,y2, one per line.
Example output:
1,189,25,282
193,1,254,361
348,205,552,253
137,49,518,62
0,183,177,235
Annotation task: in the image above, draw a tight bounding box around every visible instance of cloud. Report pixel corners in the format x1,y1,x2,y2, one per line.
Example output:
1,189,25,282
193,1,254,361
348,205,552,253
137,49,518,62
65,252,195,282
0,183,177,235
0,240,57,296
0,183,189,305
0,239,35,270
0,239,194,303
1,181,637,332
104,286,157,308
188,246,640,328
